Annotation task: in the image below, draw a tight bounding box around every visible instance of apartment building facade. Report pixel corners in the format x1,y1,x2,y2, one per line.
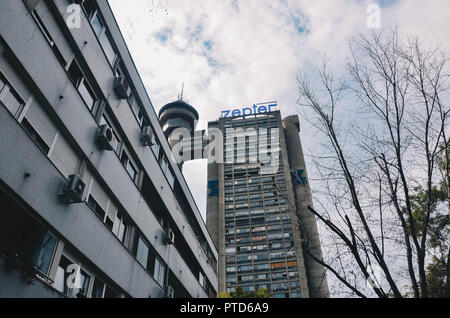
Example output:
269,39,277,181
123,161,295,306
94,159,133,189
206,110,329,298
0,0,217,298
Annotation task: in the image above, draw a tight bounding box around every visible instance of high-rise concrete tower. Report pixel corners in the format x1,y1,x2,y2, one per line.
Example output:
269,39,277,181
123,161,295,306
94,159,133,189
205,109,329,298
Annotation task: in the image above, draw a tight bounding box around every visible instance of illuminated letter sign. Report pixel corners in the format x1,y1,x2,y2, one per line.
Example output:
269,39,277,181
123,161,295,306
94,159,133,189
221,102,277,118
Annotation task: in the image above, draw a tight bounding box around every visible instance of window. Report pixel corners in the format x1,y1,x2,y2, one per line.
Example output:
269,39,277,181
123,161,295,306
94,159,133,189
0,79,24,117
154,257,166,286
271,262,286,270
226,266,236,273
104,286,119,298
112,211,128,244
91,14,103,36
290,281,300,288
0,192,58,276
135,236,149,268
287,260,298,268
81,0,97,20
99,32,116,65
31,9,66,66
242,285,255,292
226,247,236,255
33,232,58,275
67,60,97,111
92,278,106,298
84,5,117,66
87,195,106,221
0,76,5,91
54,256,90,298
151,139,160,158
160,155,169,173
67,60,83,87
78,80,96,111
255,263,270,272
91,278,119,298
226,276,236,284
121,151,138,182
199,271,205,288
21,118,50,154
239,275,253,282
238,265,252,273
166,168,175,189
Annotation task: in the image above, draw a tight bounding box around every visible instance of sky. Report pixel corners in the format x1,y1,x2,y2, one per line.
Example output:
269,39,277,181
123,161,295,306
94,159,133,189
107,0,450,222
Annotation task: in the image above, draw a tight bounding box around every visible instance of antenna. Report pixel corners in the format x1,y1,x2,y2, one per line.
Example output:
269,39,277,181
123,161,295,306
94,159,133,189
231,0,239,12
178,82,185,100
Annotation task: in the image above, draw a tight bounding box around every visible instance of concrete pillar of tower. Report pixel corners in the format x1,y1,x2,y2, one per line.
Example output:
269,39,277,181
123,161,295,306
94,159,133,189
282,115,330,298
205,120,226,293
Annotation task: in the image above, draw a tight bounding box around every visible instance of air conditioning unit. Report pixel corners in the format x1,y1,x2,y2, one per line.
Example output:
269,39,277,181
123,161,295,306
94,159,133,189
96,124,115,151
141,126,154,147
113,75,130,99
59,174,85,204
163,285,175,298
163,227,175,245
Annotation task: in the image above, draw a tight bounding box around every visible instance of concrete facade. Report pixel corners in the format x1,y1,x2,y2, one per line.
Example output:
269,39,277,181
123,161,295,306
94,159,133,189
0,0,217,298
206,111,329,298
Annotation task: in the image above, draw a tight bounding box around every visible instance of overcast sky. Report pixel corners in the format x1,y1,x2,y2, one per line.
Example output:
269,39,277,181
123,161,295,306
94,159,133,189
107,0,450,221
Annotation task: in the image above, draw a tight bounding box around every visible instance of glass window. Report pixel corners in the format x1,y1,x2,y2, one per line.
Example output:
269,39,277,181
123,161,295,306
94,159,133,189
255,263,270,271
81,1,95,19
75,269,91,297
92,278,105,298
137,108,144,126
242,285,255,292
166,168,175,189
1,87,23,116
126,160,137,181
53,255,68,294
226,266,236,273
199,272,205,288
91,14,103,36
239,275,253,282
32,232,58,275
238,265,252,272
161,156,168,173
87,195,106,221
290,281,300,288
67,60,83,87
151,139,160,158
99,32,116,65
54,256,90,298
135,236,149,268
121,151,138,182
112,211,128,244
154,257,165,286
0,76,5,91
226,276,236,284
104,286,119,298
78,80,96,110
291,292,301,298
21,118,50,154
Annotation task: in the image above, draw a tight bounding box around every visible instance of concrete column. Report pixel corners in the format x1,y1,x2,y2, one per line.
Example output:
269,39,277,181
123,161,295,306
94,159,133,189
283,115,330,298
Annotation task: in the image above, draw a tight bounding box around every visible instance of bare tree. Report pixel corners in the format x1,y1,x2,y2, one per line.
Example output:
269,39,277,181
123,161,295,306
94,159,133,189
297,29,449,298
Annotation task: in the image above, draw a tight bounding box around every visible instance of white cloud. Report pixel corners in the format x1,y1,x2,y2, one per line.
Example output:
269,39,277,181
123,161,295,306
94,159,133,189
107,0,450,223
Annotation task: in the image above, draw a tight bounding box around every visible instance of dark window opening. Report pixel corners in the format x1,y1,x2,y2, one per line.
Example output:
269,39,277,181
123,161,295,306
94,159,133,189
21,118,50,155
87,195,106,221
0,188,57,276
